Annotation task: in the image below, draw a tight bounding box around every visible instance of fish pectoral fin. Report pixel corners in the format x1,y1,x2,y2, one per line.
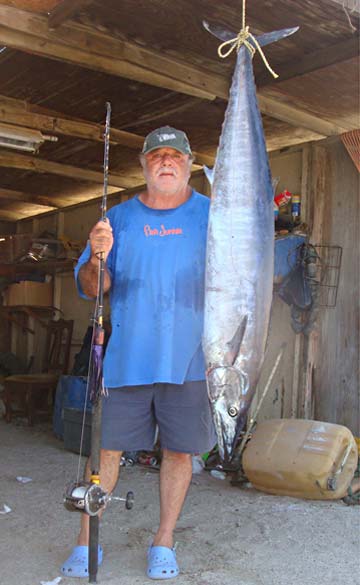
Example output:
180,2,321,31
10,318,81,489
203,165,214,186
225,316,248,366
202,21,235,43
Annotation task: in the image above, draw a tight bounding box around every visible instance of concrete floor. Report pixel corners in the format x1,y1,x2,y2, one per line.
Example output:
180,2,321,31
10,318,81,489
1,418,359,585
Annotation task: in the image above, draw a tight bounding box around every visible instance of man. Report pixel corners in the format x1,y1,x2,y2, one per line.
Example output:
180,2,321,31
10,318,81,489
61,126,216,580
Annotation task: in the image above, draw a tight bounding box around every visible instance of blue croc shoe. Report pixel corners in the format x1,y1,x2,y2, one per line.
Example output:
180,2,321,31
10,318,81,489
147,545,179,580
61,545,103,578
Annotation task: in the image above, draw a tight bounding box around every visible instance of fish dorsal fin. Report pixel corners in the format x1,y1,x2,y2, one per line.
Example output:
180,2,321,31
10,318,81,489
225,316,248,366
203,165,214,186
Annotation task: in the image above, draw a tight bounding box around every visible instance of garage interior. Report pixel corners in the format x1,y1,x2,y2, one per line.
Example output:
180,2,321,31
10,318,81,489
0,1,359,584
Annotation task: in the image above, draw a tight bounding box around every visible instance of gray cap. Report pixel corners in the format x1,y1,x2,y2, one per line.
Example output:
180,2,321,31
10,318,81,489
142,126,192,156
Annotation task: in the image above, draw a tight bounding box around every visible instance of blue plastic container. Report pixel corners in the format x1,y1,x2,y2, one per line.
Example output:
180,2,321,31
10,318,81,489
53,375,91,439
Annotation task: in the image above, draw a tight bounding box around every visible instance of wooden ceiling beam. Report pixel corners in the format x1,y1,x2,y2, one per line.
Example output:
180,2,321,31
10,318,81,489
0,95,145,149
258,95,341,137
48,0,94,30
0,5,217,101
265,127,325,152
0,149,132,189
0,93,326,159
0,186,69,208
3,94,321,162
257,36,360,87
0,4,348,136
0,94,215,165
0,209,29,221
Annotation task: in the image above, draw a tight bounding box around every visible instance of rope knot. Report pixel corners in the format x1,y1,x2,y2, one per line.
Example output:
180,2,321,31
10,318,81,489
217,26,278,79
217,26,253,59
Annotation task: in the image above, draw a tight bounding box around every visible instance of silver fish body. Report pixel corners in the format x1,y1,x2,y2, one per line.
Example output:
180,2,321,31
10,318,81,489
203,24,298,462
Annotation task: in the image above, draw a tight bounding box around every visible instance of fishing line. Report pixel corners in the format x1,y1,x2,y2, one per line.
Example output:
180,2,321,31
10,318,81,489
76,278,101,485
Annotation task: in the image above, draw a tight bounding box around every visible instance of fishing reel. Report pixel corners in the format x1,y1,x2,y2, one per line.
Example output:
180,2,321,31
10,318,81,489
64,481,134,516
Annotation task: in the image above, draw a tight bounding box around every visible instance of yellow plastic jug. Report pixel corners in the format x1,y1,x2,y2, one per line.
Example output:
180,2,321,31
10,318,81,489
242,419,358,500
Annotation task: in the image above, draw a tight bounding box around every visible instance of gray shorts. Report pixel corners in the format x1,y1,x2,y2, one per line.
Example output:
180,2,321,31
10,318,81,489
101,381,216,454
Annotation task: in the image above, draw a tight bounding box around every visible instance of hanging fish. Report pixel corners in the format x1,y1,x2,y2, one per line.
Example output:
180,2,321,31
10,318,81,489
202,22,298,462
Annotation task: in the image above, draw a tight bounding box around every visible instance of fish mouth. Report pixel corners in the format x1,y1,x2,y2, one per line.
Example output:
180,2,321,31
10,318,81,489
207,365,247,463
214,408,239,463
215,409,248,464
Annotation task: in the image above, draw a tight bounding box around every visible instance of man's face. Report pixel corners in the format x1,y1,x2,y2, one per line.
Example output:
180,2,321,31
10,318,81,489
141,147,192,195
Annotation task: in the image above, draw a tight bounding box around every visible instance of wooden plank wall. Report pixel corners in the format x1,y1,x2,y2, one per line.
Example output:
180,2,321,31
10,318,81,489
312,139,360,436
253,149,303,422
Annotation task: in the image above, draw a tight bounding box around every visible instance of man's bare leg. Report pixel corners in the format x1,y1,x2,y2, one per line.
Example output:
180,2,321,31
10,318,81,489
152,449,192,549
77,449,122,545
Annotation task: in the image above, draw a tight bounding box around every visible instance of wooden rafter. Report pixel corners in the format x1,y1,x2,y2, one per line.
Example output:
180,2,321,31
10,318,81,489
0,92,326,156
0,149,132,188
48,0,94,29
257,36,360,87
0,92,326,155
0,5,217,101
0,209,30,221
0,187,60,209
0,4,349,135
0,94,145,149
258,95,342,137
0,94,216,165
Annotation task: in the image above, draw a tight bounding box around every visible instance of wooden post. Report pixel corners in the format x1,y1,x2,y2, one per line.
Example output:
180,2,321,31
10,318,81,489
299,143,328,419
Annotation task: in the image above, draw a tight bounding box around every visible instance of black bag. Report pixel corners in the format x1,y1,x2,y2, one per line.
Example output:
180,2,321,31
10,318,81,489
278,260,312,311
71,325,110,376
277,244,318,334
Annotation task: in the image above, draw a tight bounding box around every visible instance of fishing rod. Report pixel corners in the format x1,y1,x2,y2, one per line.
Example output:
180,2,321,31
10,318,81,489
64,102,134,584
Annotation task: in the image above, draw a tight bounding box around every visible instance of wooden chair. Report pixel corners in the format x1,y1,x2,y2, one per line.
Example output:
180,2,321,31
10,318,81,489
3,318,74,425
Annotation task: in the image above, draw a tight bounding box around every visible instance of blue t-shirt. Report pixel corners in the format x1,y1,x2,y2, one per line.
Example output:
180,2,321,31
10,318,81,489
75,190,209,387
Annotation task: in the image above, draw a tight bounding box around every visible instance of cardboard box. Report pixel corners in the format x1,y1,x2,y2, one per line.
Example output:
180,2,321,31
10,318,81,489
4,280,53,307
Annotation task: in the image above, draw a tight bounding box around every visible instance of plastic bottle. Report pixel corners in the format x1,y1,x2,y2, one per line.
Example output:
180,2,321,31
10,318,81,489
210,469,226,480
291,194,301,222
274,201,279,222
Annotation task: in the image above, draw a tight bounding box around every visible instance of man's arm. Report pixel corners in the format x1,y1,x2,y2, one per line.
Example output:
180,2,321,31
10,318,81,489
78,218,113,298
78,256,112,298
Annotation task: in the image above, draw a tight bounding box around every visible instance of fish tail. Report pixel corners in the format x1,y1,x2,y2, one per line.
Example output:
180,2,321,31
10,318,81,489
255,27,299,48
203,20,298,48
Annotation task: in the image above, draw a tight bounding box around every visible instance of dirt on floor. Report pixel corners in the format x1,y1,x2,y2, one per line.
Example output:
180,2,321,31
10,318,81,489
1,417,359,585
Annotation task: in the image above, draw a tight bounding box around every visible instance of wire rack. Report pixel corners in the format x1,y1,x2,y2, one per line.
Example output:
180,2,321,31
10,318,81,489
286,243,343,308
310,244,343,308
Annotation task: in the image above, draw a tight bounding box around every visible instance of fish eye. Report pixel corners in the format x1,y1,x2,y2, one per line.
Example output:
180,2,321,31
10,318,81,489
228,406,238,417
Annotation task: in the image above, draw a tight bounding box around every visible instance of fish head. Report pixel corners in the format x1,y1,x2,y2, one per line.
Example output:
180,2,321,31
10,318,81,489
207,365,248,463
